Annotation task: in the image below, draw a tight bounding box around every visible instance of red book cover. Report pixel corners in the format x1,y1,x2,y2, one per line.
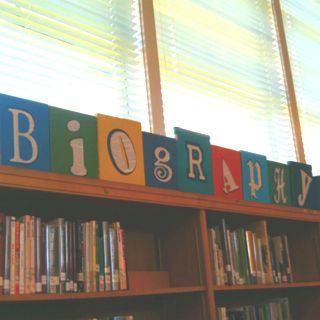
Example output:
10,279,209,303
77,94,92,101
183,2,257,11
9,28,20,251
212,145,243,200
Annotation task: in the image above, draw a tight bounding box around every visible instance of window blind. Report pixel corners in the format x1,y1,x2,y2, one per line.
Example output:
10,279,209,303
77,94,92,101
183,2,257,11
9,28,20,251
0,0,149,129
281,0,320,174
154,0,296,163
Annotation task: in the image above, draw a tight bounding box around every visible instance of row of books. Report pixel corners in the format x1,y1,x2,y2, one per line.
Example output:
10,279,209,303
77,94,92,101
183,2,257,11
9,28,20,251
208,219,293,285
217,298,291,320
0,213,127,295
88,317,133,320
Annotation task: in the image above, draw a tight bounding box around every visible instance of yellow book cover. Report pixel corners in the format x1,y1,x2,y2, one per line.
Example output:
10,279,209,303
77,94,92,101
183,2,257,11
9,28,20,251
97,114,145,185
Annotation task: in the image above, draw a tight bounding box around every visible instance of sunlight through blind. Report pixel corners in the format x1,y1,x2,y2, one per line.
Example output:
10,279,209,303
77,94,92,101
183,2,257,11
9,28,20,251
281,0,320,174
154,0,296,163
0,0,149,129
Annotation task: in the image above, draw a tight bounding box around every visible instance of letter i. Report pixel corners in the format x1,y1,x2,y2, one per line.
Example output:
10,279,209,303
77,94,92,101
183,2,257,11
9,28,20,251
68,120,87,176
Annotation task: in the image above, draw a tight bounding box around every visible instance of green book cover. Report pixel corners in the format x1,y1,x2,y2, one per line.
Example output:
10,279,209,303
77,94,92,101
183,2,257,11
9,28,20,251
50,107,98,178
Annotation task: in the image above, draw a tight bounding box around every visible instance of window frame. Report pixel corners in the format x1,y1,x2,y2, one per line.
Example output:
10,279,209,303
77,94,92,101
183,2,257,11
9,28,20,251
140,0,307,163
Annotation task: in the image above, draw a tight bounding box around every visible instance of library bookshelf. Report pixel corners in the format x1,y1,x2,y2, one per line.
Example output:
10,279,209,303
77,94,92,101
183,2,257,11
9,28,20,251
0,165,320,320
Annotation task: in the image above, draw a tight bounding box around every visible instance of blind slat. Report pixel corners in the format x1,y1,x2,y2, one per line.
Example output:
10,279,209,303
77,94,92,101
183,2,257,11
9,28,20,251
0,0,149,128
154,0,296,162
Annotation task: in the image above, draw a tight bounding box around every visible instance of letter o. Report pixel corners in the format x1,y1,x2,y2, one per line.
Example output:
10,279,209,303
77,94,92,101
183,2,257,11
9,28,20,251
107,129,136,175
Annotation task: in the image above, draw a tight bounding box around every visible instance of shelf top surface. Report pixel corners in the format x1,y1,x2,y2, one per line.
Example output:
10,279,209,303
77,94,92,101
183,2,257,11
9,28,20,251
0,286,205,302
0,166,319,222
213,282,320,292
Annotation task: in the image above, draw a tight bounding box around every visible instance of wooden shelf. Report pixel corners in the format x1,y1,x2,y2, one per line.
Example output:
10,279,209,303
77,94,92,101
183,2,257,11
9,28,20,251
0,165,319,222
1,165,320,319
0,286,205,302
214,282,320,292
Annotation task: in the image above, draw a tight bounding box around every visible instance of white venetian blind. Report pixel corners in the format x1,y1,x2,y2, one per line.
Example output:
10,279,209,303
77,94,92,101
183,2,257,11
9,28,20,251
281,0,320,174
154,0,296,162
0,0,149,129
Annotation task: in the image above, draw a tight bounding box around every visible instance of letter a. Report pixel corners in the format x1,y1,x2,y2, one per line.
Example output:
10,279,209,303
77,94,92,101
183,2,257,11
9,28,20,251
9,108,38,164
222,160,239,193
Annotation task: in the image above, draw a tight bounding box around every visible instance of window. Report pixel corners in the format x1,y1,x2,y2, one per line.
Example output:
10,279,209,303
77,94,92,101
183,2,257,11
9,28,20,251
0,0,149,129
281,0,320,173
153,0,296,163
0,1,319,168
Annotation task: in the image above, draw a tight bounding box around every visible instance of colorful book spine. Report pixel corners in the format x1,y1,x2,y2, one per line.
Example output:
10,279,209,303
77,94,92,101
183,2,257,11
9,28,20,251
109,223,119,291
0,213,5,294
15,219,20,294
9,216,16,295
19,221,25,294
118,227,127,290
76,221,84,292
30,216,36,294
102,221,111,291
35,217,42,293
40,222,47,293
3,215,10,294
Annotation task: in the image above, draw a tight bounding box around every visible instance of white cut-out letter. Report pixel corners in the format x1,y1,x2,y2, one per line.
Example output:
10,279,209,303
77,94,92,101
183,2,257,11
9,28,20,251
273,168,287,204
154,147,173,182
298,169,312,206
222,160,239,193
108,130,136,175
186,143,206,181
247,160,262,198
9,108,38,164
68,120,87,176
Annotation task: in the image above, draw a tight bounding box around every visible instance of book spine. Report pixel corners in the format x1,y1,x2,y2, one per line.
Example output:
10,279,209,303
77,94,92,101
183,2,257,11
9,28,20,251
96,222,105,292
30,216,35,294
0,212,5,294
91,220,97,293
2,215,9,296
71,222,77,292
213,226,225,284
76,221,84,292
45,224,50,293
24,215,30,294
245,230,257,284
109,223,119,291
232,230,243,285
69,221,74,292
209,228,221,285
40,222,47,293
35,217,42,293
47,221,59,293
9,216,16,295
15,219,20,294
219,219,233,285
268,236,278,283
19,221,25,295
102,221,111,291
282,234,293,283
237,228,250,284
64,220,70,293
226,229,236,285
118,228,127,290
58,218,66,293
84,222,90,292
